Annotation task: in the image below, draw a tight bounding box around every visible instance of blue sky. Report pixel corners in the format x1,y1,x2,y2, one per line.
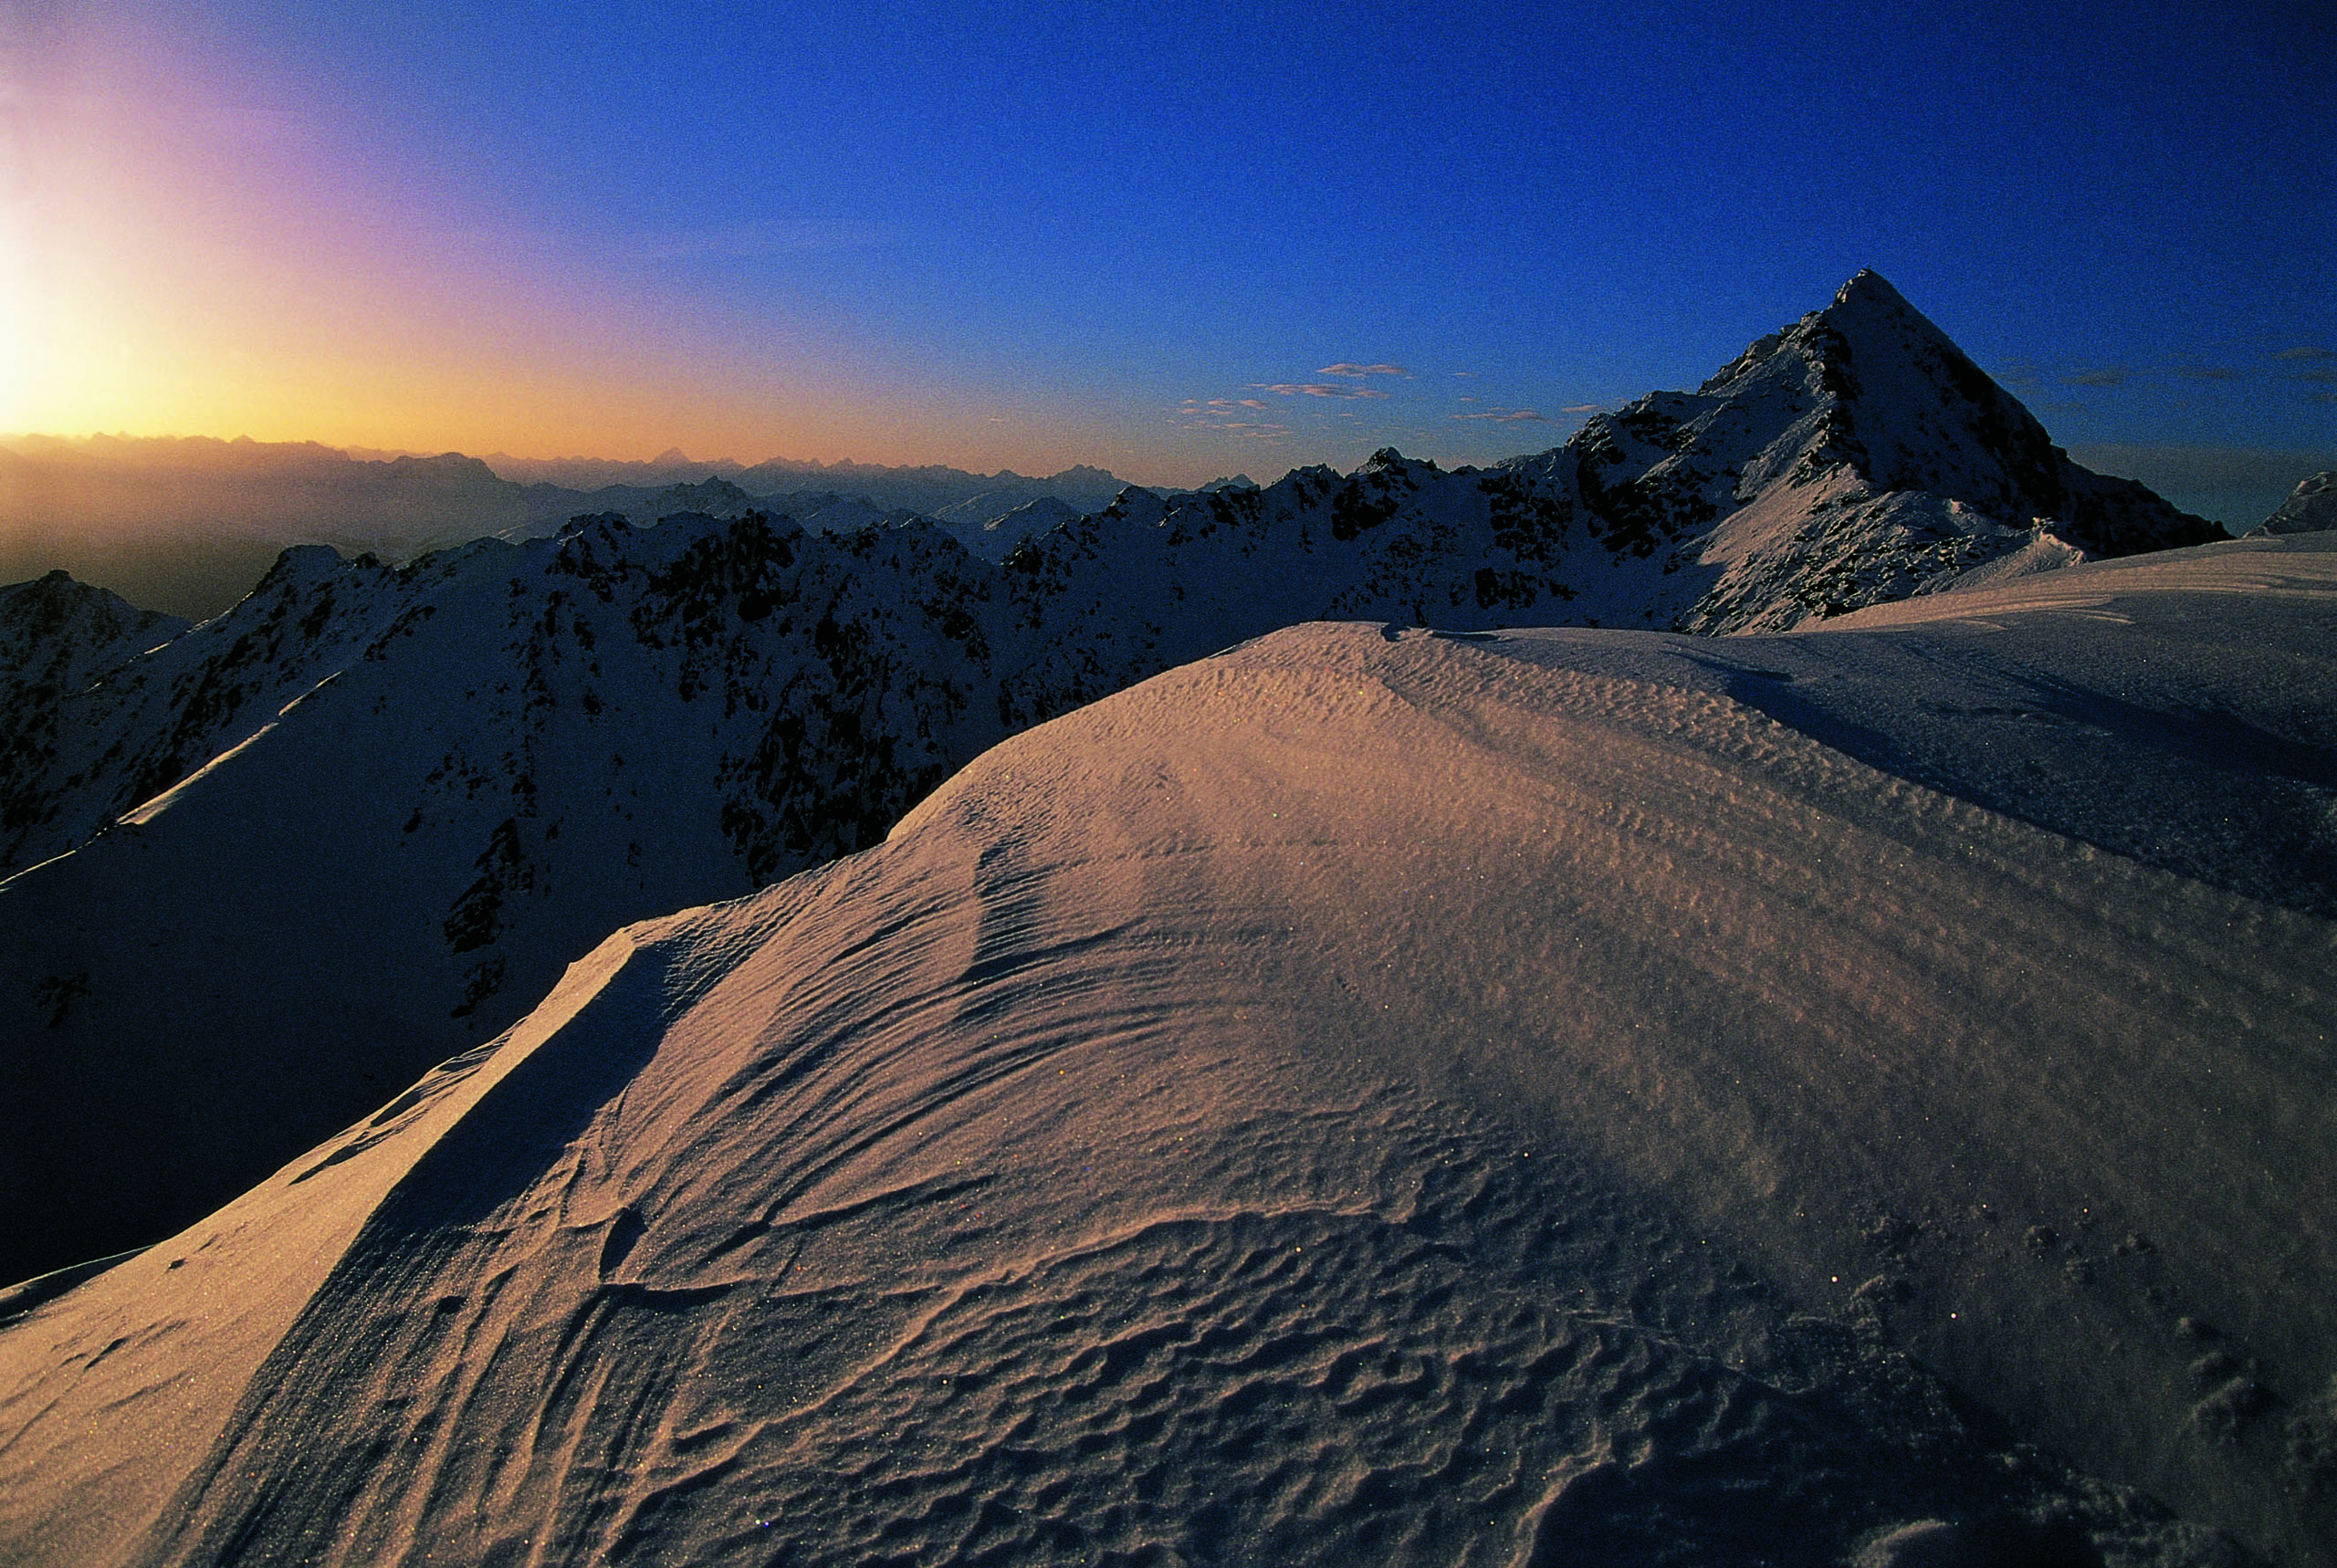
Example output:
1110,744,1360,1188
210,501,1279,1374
9,0,2332,516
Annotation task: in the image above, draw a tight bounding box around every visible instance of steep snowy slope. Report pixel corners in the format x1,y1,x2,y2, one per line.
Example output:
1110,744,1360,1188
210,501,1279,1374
0,513,1006,1281
928,491,1082,560
2,537,2329,1566
0,273,2229,1283
1,546,424,876
0,574,188,864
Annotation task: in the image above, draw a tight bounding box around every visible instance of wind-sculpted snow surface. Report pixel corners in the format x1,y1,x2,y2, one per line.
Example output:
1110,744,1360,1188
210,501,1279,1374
0,273,2234,1283
9,565,2334,1562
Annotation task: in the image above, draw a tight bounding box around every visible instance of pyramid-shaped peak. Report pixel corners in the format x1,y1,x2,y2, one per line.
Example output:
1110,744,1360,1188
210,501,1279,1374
1698,271,1936,392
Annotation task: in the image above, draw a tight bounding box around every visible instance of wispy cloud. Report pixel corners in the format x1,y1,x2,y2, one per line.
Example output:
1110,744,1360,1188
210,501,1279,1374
1252,382,1389,399
1174,406,1292,440
1316,363,1410,378
1450,407,1550,423
2003,344,2337,392
1561,403,1604,415
617,218,893,263
2292,367,2337,384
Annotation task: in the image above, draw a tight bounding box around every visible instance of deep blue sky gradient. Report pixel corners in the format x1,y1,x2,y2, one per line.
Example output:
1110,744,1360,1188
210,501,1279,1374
16,0,2333,512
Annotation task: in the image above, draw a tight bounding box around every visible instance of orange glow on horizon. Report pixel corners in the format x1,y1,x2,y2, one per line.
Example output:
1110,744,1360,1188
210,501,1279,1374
6,29,1174,486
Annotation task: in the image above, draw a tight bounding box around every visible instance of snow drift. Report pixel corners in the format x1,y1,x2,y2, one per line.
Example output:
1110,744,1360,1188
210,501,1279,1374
4,534,2331,1565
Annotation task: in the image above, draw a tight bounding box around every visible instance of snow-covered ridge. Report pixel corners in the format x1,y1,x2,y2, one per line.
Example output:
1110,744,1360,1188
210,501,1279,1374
4,545,2331,1563
0,274,2224,1286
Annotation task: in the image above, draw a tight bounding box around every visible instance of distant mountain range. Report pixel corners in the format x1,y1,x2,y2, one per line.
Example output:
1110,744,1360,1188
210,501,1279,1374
0,271,2227,1284
0,436,1148,618
480,447,1136,512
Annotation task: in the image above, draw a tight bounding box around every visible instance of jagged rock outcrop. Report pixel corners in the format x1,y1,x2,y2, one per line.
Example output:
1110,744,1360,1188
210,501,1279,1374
930,492,1083,560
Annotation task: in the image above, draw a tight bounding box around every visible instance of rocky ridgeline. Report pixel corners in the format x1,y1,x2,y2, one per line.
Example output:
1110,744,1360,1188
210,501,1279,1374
0,574,189,870
0,273,2224,1280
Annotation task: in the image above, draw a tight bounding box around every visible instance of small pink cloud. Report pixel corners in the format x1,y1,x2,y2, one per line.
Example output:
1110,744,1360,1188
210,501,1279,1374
1317,362,1410,378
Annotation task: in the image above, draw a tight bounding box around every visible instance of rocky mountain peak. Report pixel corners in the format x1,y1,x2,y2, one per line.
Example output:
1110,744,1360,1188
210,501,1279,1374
1360,447,1436,477
1668,270,2221,588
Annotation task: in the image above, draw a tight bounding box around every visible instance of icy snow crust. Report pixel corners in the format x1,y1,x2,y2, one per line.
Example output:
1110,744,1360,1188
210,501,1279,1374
2,538,2332,1565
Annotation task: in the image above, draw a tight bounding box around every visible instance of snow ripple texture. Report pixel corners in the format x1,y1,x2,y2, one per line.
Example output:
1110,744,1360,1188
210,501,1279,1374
7,614,2317,1564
